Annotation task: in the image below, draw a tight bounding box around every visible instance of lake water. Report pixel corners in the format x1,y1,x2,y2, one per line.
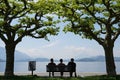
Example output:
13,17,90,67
0,62,120,73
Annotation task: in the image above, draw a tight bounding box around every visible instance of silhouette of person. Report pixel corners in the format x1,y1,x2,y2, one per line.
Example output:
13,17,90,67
48,58,56,77
67,58,76,77
58,59,65,77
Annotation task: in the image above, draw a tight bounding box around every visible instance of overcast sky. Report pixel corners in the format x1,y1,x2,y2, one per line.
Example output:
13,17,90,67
0,24,120,59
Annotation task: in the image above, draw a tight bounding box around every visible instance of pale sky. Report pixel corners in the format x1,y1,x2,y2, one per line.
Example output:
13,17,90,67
0,25,120,59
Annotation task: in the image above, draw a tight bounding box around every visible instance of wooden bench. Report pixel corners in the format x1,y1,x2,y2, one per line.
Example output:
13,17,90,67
46,65,76,77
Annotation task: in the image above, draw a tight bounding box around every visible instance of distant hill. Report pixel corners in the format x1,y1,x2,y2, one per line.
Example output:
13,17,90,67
34,58,49,62
77,55,120,62
0,59,4,62
0,46,50,62
0,46,31,61
1,46,119,62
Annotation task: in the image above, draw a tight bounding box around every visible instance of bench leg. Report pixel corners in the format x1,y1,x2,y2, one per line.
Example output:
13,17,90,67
49,72,51,77
75,72,77,77
60,72,63,77
49,72,54,77
52,72,54,77
69,72,73,77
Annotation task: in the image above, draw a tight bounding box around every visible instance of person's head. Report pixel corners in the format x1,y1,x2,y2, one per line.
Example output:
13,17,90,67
50,58,54,63
71,58,74,62
60,59,63,63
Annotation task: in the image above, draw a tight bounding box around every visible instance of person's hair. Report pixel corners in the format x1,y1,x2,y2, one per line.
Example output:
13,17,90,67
50,58,53,62
60,59,63,62
71,58,74,61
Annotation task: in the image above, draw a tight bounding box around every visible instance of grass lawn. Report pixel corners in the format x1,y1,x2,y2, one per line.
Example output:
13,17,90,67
0,75,120,80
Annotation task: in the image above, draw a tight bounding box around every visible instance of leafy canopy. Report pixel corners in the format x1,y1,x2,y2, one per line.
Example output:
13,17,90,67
55,0,120,45
0,0,59,43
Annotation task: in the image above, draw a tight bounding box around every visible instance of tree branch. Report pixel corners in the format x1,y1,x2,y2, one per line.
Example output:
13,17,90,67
97,21,106,34
84,5,106,24
112,29,120,43
28,33,44,39
9,1,30,23
4,0,11,8
85,27,104,45
0,33,7,43
111,14,120,25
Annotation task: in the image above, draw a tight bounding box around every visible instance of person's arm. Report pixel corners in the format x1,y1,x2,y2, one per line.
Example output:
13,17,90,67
67,62,70,65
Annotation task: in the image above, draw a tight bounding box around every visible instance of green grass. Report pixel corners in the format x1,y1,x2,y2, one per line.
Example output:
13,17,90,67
0,75,120,80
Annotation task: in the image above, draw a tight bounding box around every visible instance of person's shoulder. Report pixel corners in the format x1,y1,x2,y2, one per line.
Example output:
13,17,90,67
48,63,56,66
57,63,59,65
68,61,71,63
53,63,56,65
48,62,50,64
58,63,65,66
73,62,76,66
68,62,71,65
62,63,65,65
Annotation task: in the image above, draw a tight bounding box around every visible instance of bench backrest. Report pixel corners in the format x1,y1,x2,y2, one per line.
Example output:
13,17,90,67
46,65,75,72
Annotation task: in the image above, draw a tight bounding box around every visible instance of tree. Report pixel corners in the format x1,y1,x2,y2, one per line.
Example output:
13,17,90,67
56,0,120,76
0,0,59,76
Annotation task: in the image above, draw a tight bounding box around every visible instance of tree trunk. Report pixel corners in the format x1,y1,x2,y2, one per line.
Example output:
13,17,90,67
103,45,116,76
4,43,16,76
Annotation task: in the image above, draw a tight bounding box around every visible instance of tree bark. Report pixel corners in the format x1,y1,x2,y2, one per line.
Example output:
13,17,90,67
4,43,16,76
103,45,116,76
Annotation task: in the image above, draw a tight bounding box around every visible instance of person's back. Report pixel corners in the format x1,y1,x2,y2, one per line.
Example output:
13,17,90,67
48,58,56,77
68,58,76,77
48,62,56,66
68,61,76,72
58,59,65,66
48,58,56,66
58,59,65,77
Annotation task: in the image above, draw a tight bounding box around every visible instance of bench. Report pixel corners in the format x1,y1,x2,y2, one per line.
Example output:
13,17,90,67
46,65,76,77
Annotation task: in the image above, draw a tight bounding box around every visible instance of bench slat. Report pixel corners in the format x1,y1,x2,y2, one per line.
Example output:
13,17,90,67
46,65,75,72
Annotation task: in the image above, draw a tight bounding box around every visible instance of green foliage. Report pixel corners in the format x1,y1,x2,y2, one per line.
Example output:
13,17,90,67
56,0,120,43
36,27,59,41
17,29,25,36
0,0,60,43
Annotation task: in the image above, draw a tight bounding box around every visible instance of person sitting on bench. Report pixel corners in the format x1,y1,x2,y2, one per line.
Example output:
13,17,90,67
48,58,56,77
67,58,76,77
57,59,65,77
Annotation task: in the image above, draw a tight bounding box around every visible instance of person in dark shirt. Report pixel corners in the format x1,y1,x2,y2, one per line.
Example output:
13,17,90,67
57,59,65,77
67,58,76,77
48,58,56,77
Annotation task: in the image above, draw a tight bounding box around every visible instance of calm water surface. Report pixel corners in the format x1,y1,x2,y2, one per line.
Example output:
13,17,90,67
0,62,120,73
